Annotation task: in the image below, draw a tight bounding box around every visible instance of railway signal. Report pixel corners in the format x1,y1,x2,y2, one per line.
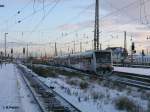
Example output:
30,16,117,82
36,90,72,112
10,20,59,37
131,42,136,65
142,50,145,56
131,42,136,53
0,51,3,59
147,35,150,40
11,48,13,54
141,49,145,64
23,48,25,55
4,33,8,58
131,42,135,51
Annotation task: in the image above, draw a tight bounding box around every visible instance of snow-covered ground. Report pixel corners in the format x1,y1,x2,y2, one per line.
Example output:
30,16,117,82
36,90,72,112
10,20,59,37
39,75,149,112
114,67,150,76
21,64,150,112
0,63,23,112
0,63,40,112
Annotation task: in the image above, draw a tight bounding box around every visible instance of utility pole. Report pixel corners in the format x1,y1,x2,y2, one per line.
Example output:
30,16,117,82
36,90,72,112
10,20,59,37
4,33,8,58
26,44,29,59
147,36,150,55
122,31,127,66
94,0,99,50
73,41,75,53
60,49,62,56
54,42,57,56
49,42,51,57
92,39,94,50
100,43,102,50
124,31,127,51
68,46,70,54
80,42,82,52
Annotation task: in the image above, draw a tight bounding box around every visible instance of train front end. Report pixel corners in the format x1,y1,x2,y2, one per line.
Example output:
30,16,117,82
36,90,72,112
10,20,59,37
94,51,113,75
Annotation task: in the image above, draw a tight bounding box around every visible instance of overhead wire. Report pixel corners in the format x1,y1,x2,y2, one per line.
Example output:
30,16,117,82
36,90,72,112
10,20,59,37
142,0,149,24
54,0,141,40
1,1,57,33
59,0,150,41
0,0,32,27
17,1,56,24
43,0,45,18
33,0,36,13
27,0,61,37
3,0,150,51
140,0,143,23
58,2,94,27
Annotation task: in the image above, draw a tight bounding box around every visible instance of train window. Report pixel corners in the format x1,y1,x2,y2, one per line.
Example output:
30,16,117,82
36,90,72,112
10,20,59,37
95,52,111,64
85,58,91,64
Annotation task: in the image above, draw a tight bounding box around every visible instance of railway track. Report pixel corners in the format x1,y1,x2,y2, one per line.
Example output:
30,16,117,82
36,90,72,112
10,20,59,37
17,64,81,112
33,64,150,90
113,64,150,68
59,65,150,90
19,66,46,112
110,71,150,90
25,63,150,91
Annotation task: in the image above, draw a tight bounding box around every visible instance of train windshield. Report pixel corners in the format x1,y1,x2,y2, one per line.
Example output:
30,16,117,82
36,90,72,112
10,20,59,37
95,51,111,64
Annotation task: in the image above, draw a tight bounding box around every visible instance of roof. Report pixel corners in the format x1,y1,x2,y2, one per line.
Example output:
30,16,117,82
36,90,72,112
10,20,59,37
55,50,111,59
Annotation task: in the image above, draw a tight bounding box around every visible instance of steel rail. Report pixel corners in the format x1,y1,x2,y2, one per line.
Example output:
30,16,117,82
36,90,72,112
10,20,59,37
33,64,150,90
17,64,82,112
18,65,46,112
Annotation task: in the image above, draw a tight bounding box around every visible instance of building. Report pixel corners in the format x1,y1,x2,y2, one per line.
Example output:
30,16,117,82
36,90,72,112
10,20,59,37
106,47,128,63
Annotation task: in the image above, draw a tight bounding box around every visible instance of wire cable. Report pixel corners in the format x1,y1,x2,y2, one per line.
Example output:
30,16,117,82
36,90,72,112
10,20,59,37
28,0,61,36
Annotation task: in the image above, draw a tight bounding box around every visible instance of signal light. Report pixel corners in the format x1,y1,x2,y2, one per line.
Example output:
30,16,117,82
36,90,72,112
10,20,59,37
23,48,25,54
131,42,135,51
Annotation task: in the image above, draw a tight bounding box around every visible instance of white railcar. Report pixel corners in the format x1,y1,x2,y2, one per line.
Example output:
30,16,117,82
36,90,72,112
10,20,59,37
53,50,113,74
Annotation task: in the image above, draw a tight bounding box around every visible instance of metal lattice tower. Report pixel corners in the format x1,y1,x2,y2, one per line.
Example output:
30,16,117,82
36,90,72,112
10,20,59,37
94,0,99,50
124,31,127,51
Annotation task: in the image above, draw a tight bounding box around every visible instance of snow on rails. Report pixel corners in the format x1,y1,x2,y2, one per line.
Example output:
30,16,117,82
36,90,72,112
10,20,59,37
17,64,81,112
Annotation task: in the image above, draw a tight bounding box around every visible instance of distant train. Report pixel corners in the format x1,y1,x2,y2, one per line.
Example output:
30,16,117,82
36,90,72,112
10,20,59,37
53,50,113,74
113,55,150,67
133,55,150,65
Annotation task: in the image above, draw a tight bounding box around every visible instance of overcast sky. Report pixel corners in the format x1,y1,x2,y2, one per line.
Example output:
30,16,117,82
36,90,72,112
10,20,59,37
0,0,150,56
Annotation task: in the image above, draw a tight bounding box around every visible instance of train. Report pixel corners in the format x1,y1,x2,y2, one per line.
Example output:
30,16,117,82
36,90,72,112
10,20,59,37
133,55,150,65
113,55,150,67
52,50,113,75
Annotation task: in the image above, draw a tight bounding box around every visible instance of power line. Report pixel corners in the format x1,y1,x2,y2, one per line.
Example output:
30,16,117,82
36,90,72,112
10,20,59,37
0,0,32,27
54,0,147,41
28,0,61,36
58,2,94,28
105,0,138,25
17,1,56,23
1,1,56,32
142,0,149,24
101,12,150,34
101,0,150,21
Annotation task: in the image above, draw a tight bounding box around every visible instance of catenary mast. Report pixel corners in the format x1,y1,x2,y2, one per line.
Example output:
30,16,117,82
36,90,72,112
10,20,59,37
94,0,99,50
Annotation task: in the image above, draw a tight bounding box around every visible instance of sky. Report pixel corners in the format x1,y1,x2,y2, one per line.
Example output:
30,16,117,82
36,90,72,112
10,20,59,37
0,0,150,57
